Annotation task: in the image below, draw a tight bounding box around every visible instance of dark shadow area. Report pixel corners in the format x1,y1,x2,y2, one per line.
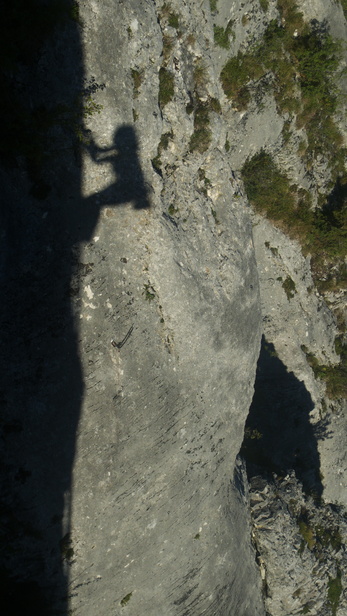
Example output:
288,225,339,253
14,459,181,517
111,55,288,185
0,3,149,614
240,337,323,500
85,127,151,209
322,176,347,229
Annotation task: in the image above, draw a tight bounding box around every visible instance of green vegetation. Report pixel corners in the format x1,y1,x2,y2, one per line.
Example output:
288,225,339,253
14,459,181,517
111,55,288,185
208,97,222,113
327,569,342,616
211,207,220,224
220,0,345,172
160,3,179,29
158,67,174,108
241,151,347,294
168,204,178,216
198,168,212,196
120,592,133,607
241,151,297,219
70,1,80,22
162,33,175,63
298,519,316,551
188,70,222,158
265,242,279,256
315,525,342,552
168,11,179,29
193,60,208,95
259,0,269,11
151,130,173,173
213,20,234,49
282,276,297,301
244,427,262,440
301,344,347,399
188,60,221,154
339,0,347,20
189,102,212,153
209,0,218,13
131,69,143,98
143,284,156,302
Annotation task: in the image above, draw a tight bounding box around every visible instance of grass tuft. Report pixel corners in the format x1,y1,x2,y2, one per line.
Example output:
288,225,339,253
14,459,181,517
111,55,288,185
213,20,234,49
158,67,174,108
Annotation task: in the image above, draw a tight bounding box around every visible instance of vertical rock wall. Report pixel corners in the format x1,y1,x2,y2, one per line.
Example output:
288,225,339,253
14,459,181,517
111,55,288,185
69,1,264,614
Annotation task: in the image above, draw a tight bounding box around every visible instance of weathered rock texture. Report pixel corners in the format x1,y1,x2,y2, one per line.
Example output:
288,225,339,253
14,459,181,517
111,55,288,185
69,1,263,614
1,0,264,615
220,0,347,614
2,0,347,615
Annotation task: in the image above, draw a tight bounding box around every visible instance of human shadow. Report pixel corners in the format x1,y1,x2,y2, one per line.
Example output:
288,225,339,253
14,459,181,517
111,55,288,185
0,3,150,615
84,126,151,210
240,337,324,500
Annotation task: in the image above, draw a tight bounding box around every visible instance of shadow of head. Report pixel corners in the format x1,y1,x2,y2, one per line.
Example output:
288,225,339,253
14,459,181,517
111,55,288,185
113,125,139,152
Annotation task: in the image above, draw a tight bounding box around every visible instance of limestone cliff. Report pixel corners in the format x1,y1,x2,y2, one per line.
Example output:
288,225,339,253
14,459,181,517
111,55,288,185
1,0,347,615
1,0,263,615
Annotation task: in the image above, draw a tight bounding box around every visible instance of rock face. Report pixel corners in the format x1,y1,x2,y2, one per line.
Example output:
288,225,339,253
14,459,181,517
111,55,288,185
1,0,264,615
2,0,347,614
69,1,263,614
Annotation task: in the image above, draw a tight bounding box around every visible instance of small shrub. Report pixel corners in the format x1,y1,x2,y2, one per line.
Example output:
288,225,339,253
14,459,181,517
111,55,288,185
315,525,342,552
282,276,296,300
241,151,296,220
327,569,342,616
208,96,222,113
209,0,218,12
301,344,347,399
82,98,103,118
259,0,269,11
158,67,174,107
220,52,263,109
298,519,316,551
168,11,179,29
70,1,80,22
189,102,211,153
213,20,234,49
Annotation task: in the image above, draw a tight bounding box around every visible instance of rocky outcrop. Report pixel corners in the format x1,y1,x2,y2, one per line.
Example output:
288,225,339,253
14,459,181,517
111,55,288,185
249,472,347,616
69,1,264,614
1,0,265,615
2,0,347,614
